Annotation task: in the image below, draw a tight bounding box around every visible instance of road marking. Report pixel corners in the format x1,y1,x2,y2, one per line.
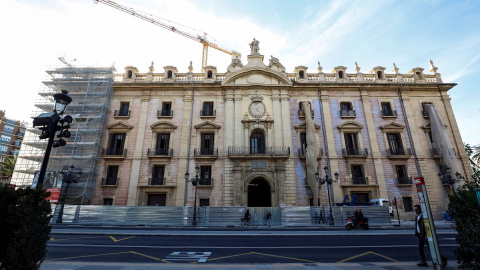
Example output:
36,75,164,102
164,252,212,263
49,236,105,241
208,252,255,261
109,236,136,242
250,251,320,263
51,251,132,261
129,251,170,263
50,237,55,241
337,251,397,263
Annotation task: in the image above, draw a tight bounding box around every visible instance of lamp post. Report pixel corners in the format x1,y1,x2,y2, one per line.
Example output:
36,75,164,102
56,165,82,223
437,166,463,194
316,166,339,226
33,90,73,189
185,165,206,226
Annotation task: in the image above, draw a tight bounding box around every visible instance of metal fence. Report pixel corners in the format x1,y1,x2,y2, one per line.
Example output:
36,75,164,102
51,205,391,226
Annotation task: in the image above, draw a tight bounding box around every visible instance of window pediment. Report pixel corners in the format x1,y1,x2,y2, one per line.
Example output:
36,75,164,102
337,121,363,130
195,121,222,130
380,121,405,131
294,123,321,130
107,121,134,131
221,68,292,86
150,121,177,131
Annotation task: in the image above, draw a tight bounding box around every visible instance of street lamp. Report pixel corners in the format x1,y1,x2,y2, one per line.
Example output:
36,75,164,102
316,166,339,225
33,90,73,189
56,165,82,223
437,166,463,193
184,165,204,226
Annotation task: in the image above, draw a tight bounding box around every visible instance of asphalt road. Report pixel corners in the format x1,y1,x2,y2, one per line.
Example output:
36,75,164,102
47,233,458,264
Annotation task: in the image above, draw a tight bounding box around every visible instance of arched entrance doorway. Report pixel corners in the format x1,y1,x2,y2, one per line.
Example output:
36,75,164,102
248,178,271,207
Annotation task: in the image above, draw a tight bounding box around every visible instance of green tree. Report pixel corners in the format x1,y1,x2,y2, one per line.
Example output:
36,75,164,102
0,155,17,184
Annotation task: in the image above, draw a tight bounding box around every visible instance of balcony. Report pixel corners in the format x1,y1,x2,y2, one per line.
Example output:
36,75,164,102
298,147,323,158
396,176,412,186
298,110,314,118
13,141,22,147
342,148,368,157
198,177,212,186
200,110,216,117
381,110,397,118
16,132,24,137
147,148,173,158
114,110,130,118
157,110,173,118
430,147,455,159
342,176,370,186
194,148,218,159
340,110,356,118
386,148,412,159
149,177,165,186
101,148,127,159
102,177,118,186
422,109,429,118
228,146,290,159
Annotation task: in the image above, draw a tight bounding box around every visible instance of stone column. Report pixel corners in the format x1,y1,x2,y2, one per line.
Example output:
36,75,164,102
280,89,292,149
272,90,283,146
234,90,243,146
225,90,234,149
176,90,193,206
127,89,151,205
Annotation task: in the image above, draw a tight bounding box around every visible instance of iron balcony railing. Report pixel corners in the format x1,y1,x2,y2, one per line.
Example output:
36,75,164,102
102,177,118,186
298,110,314,118
198,177,212,186
194,148,218,156
114,110,130,117
387,148,412,156
422,109,429,118
342,148,368,157
396,177,412,185
149,177,165,185
298,147,323,157
157,110,173,117
228,146,290,156
430,147,456,158
381,110,397,117
147,148,173,157
102,148,127,156
340,109,356,117
200,110,216,117
352,177,367,185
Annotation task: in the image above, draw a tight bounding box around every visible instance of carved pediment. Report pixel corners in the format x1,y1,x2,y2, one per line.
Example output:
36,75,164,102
221,68,292,86
337,121,363,130
150,121,177,130
294,123,321,130
194,121,222,130
106,121,134,130
380,121,405,130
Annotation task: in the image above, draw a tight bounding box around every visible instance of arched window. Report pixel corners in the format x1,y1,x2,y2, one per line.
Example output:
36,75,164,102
127,70,133,79
207,70,213,79
167,70,173,79
250,129,265,154
299,70,304,79
338,71,344,79
377,71,382,79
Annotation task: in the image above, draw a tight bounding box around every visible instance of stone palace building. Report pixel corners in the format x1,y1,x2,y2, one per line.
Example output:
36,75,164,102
91,39,471,218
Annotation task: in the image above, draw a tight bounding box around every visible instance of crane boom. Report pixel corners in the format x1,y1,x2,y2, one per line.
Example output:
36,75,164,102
94,0,241,71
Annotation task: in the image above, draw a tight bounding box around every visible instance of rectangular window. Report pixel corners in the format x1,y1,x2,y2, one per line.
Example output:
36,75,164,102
340,102,353,110
395,165,410,184
200,133,214,155
105,166,119,185
156,133,170,155
202,102,214,116
108,133,126,155
103,198,113,205
422,102,433,117
161,102,172,116
403,197,414,212
344,133,359,154
351,165,366,184
387,133,404,154
200,166,212,185
299,132,307,155
119,102,130,116
200,199,210,207
147,194,166,206
381,102,396,116
151,165,165,185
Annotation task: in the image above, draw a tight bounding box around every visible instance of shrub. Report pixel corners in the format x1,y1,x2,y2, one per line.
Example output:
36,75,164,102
0,187,52,270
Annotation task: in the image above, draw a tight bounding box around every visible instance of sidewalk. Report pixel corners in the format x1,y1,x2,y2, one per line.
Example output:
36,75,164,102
40,261,459,270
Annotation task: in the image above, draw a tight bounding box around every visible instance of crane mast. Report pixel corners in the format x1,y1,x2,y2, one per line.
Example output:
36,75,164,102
94,0,241,72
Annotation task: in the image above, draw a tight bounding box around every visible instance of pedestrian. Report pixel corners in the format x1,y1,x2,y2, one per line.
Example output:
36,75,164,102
266,211,272,227
414,205,428,267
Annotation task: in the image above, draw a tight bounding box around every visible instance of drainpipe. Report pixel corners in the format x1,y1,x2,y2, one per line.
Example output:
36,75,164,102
184,75,195,207
398,85,422,177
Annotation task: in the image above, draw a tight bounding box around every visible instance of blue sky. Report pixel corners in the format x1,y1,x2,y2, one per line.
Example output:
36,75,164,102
1,0,479,145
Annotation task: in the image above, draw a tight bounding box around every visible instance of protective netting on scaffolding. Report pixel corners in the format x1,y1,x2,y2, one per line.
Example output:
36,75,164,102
302,102,320,206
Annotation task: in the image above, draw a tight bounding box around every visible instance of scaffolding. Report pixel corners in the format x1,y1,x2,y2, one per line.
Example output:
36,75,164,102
11,65,115,204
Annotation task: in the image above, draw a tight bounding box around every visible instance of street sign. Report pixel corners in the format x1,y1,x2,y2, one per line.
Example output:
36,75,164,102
414,177,444,269
45,188,61,203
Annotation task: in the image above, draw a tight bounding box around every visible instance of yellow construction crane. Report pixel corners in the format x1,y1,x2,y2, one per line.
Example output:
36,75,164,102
94,0,241,72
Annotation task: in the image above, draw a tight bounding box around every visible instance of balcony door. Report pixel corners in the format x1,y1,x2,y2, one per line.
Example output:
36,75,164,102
151,165,165,185
156,133,170,155
147,194,166,206
387,133,403,154
250,130,265,154
201,133,214,155
344,133,359,153
351,165,365,184
109,133,125,155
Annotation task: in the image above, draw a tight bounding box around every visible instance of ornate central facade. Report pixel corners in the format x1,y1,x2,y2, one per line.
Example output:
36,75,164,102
92,41,471,219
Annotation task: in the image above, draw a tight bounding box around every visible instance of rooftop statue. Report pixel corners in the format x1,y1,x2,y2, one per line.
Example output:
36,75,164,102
249,38,260,54
392,62,399,74
269,55,279,65
429,59,438,73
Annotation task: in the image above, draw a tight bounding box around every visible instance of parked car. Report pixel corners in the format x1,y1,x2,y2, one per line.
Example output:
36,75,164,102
370,198,394,217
